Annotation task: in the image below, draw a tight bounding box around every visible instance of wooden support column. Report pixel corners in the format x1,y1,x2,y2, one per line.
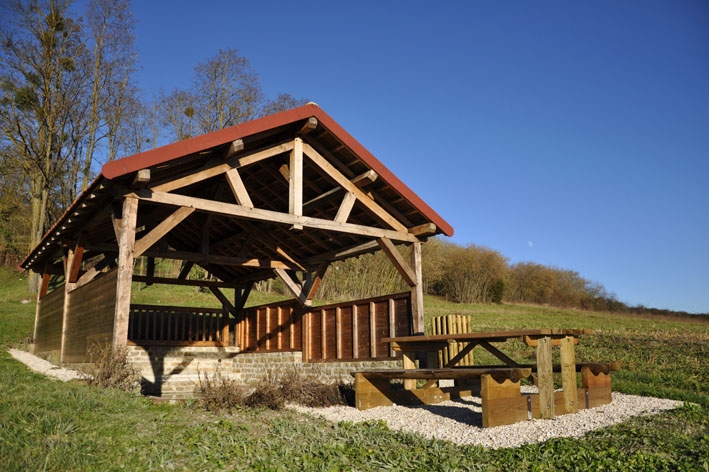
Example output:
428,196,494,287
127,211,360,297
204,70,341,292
409,241,424,335
289,137,303,229
31,272,51,353
112,196,138,354
59,248,79,363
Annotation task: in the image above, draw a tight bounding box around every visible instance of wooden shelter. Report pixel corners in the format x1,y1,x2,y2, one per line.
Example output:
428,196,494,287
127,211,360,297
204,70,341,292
21,103,453,393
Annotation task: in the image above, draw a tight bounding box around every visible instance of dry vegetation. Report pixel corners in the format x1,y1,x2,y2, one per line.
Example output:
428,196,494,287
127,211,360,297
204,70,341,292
197,365,348,412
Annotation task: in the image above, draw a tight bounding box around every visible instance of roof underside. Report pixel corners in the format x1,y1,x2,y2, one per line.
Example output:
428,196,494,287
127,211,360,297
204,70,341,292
22,104,453,286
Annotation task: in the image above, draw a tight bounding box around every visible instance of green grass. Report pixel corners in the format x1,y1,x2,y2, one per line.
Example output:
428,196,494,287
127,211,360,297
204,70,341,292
1,268,708,471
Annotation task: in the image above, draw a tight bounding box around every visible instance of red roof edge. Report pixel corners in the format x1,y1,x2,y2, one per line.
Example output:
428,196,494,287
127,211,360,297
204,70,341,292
101,103,453,237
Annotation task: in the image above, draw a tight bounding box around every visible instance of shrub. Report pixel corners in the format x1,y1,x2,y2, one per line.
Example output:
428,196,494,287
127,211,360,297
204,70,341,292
197,369,249,411
196,365,348,411
83,343,142,393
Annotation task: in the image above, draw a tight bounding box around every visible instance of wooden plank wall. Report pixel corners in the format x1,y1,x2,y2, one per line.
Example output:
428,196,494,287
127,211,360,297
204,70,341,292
238,300,304,352
304,293,411,362
33,286,66,355
238,292,411,362
62,269,118,363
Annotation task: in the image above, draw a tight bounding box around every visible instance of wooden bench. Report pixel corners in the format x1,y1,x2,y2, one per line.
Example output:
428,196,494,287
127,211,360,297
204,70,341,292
352,361,621,428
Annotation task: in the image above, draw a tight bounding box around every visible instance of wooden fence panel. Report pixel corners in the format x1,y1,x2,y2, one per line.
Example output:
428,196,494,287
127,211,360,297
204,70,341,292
431,314,474,366
33,286,66,355
63,270,118,362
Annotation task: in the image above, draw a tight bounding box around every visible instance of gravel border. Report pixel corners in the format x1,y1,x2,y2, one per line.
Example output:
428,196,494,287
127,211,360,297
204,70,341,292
8,348,84,382
289,389,684,449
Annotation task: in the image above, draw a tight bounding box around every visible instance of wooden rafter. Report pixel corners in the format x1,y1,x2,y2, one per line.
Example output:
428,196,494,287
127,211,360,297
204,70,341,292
377,238,416,287
134,190,419,243
302,142,408,233
134,206,195,257
225,168,253,207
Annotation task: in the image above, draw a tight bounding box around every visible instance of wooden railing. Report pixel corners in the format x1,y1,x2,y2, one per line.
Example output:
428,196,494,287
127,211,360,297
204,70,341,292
128,305,229,346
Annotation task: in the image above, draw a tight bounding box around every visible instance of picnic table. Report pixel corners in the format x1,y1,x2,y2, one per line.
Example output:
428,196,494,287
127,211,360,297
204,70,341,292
352,328,620,427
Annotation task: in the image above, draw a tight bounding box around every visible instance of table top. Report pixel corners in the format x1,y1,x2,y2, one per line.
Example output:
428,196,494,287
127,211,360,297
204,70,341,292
383,328,593,346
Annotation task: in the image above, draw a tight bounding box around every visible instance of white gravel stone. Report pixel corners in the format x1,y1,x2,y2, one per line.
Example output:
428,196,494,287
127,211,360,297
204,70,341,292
8,348,84,382
290,390,684,449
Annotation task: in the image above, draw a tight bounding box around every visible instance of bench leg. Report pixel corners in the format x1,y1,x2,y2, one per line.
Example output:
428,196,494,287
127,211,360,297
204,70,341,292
354,373,394,410
581,366,612,408
481,374,529,428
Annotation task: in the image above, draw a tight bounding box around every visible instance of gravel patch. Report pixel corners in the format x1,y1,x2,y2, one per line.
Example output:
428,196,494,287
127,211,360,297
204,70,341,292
290,389,684,449
8,348,84,382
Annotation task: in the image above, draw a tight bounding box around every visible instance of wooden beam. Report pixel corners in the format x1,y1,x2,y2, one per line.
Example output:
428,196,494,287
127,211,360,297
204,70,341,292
302,143,407,232
224,139,244,158
377,238,416,286
306,240,380,265
178,261,194,279
113,196,138,354
225,168,253,208
75,255,116,287
134,206,195,257
276,246,306,271
135,190,419,243
290,138,303,229
209,286,237,317
409,222,437,237
335,191,357,223
132,275,241,289
304,262,329,301
153,141,294,193
67,233,86,284
131,169,151,189
409,241,425,335
303,169,379,207
137,248,296,270
275,268,307,306
298,117,318,135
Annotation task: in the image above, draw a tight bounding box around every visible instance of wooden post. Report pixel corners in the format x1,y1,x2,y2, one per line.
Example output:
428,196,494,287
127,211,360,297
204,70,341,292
112,196,138,354
409,241,424,335
560,336,579,414
59,248,79,363
536,336,555,419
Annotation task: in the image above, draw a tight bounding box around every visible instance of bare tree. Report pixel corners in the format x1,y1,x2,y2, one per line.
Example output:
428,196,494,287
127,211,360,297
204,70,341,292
261,92,308,116
0,0,138,291
192,48,262,133
0,0,86,290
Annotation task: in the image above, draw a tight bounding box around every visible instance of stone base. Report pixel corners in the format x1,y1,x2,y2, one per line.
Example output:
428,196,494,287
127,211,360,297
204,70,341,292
126,345,400,401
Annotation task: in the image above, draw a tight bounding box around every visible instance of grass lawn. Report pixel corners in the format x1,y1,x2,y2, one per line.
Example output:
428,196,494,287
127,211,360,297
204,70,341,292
1,268,707,471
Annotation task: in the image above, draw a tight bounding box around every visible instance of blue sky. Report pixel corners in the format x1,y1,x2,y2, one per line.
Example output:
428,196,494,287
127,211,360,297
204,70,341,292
130,1,709,314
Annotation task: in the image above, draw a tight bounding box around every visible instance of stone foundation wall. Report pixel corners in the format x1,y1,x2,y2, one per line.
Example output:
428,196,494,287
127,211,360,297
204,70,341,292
126,345,401,400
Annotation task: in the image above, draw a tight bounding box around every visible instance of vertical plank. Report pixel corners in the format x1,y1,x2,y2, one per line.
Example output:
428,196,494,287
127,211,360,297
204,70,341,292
112,196,137,354
560,335,579,414
321,308,327,360
388,299,396,357
369,301,377,358
536,336,555,419
336,307,343,359
352,304,359,359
